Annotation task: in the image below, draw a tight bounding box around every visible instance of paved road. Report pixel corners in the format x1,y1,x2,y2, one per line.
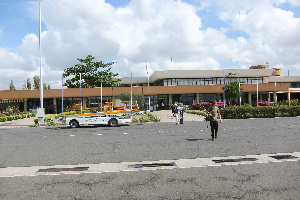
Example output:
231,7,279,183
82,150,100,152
0,114,299,199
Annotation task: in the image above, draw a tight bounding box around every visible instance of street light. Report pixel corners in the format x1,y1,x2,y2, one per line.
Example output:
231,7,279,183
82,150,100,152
238,71,241,106
101,78,103,112
257,75,259,106
146,65,150,112
288,70,290,106
80,73,82,114
62,74,64,116
223,71,226,108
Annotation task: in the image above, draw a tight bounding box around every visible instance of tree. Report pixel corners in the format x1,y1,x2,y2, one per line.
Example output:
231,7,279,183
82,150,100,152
27,78,31,90
63,55,120,88
33,75,40,89
33,76,49,89
119,92,145,110
222,73,243,105
9,80,16,90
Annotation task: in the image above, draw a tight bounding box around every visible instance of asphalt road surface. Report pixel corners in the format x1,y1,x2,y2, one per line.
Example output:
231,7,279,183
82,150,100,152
0,117,299,199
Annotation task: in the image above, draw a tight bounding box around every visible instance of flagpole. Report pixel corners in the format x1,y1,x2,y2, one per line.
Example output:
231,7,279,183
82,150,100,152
223,71,226,108
62,74,64,116
238,71,241,106
288,70,290,106
39,0,43,108
131,72,133,109
38,0,44,124
257,75,259,106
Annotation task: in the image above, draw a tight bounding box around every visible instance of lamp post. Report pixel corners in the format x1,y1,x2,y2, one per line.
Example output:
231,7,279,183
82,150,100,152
223,71,226,108
131,72,133,109
62,74,64,116
288,70,290,106
80,73,82,114
257,75,259,106
238,71,241,106
101,78,103,112
274,73,277,105
146,65,150,112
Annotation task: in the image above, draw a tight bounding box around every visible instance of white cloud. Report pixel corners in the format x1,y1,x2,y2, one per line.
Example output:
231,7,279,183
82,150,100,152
1,0,300,89
274,0,300,6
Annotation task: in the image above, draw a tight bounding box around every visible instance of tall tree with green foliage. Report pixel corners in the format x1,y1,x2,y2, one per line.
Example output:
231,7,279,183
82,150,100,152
32,76,49,89
27,78,31,90
222,73,243,105
119,92,145,110
63,55,120,88
9,80,16,90
33,75,40,89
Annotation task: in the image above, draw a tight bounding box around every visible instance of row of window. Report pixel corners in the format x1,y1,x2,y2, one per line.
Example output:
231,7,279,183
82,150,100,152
158,77,264,86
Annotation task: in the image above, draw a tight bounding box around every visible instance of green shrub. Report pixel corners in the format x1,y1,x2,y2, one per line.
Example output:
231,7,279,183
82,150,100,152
184,110,206,116
145,112,160,122
131,118,139,123
6,116,12,121
131,112,161,123
0,117,6,122
220,105,300,119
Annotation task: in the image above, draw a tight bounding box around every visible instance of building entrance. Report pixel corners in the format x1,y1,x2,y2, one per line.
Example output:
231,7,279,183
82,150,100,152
158,95,168,110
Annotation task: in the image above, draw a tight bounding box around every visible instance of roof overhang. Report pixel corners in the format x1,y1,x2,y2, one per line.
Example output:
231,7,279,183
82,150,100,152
119,69,275,84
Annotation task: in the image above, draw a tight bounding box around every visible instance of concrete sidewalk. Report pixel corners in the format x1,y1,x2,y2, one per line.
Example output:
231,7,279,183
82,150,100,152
0,114,54,128
152,110,204,123
0,117,37,128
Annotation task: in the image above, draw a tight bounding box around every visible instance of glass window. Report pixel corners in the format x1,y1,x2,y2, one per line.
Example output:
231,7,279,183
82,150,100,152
199,93,223,102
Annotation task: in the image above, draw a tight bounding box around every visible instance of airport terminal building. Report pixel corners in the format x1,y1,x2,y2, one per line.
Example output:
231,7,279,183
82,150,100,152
1,65,300,114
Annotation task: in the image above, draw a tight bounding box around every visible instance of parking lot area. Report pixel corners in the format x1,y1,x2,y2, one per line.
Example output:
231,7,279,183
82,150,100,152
0,116,299,199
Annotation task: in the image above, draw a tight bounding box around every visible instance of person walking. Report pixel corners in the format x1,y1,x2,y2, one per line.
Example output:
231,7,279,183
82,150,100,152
171,104,175,116
206,100,222,141
174,102,181,125
180,103,184,124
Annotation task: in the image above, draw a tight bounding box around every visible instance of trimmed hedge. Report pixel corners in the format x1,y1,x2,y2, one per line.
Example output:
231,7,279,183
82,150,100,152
185,110,206,117
185,105,300,119
220,105,300,119
0,113,36,123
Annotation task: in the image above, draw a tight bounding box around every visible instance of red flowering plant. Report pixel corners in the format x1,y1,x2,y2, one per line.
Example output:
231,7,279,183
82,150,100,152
2,106,20,116
257,101,269,106
192,103,200,110
12,108,20,115
192,102,212,110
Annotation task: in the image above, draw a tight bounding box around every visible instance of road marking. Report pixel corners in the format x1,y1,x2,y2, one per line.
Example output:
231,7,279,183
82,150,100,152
0,152,299,178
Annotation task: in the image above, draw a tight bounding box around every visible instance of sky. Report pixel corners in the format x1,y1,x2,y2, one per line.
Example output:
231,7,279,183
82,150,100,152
1,0,300,90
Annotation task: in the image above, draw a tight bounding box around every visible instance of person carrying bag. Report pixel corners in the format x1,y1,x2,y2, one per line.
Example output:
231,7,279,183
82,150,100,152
206,100,222,141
